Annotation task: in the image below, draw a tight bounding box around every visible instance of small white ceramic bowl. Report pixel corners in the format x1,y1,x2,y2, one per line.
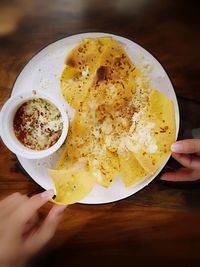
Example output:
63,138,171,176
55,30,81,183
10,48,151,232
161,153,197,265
0,90,69,159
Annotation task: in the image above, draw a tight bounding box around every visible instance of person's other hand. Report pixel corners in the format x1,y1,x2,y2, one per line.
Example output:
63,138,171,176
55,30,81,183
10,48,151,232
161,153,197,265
0,190,66,267
161,139,200,182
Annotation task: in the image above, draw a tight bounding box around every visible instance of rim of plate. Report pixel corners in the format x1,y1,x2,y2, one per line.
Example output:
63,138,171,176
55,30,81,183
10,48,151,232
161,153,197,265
9,31,180,204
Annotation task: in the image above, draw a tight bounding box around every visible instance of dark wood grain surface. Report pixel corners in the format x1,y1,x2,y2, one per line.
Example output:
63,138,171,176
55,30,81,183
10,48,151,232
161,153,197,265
0,0,200,266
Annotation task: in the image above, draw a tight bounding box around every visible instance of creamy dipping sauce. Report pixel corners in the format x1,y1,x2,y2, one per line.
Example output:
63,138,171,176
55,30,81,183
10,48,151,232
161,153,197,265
13,98,63,150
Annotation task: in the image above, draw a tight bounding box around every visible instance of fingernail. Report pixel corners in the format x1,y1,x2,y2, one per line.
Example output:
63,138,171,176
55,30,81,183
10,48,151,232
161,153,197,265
41,189,54,199
171,143,182,152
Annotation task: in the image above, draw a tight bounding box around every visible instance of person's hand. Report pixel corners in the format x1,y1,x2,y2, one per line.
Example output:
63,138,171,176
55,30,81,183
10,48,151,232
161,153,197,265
161,139,200,182
0,190,66,267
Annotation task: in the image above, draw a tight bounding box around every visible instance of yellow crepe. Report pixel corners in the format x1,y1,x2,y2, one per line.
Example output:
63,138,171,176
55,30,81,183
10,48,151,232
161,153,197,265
133,89,176,173
119,152,147,187
48,169,96,205
88,149,120,188
60,67,91,110
50,37,177,204
61,38,110,109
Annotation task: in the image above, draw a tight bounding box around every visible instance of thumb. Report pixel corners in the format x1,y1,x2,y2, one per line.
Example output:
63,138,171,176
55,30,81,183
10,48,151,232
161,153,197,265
171,139,200,154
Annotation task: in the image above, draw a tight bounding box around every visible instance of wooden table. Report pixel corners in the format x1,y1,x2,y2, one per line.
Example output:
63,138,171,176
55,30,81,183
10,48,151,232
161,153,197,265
0,0,200,266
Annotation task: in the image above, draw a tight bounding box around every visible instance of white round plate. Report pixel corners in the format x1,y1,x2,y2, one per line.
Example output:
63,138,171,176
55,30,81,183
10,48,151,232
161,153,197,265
11,32,180,204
